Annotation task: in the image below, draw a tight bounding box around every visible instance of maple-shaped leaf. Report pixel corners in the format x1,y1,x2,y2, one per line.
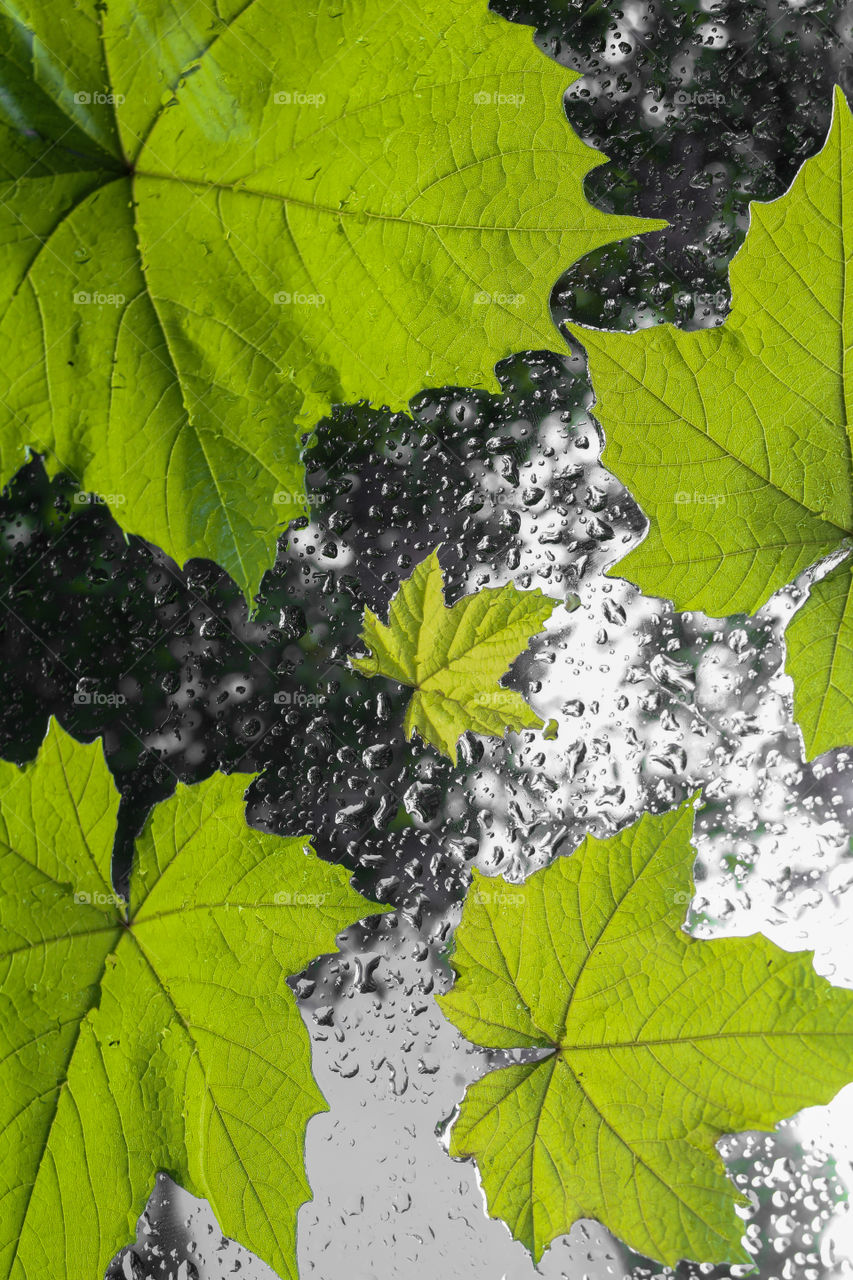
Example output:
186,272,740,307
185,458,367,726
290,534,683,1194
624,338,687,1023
0,720,386,1280
349,549,559,761
0,0,659,599
570,86,853,759
437,798,853,1268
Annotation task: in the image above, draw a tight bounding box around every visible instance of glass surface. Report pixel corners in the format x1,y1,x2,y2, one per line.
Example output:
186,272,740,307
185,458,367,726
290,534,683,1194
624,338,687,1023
1,2,851,1277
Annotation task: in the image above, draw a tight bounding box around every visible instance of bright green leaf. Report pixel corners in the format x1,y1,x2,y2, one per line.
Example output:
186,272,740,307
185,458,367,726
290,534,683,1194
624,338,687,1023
0,0,660,598
0,720,386,1280
350,548,559,761
571,87,853,758
785,558,853,757
437,798,853,1268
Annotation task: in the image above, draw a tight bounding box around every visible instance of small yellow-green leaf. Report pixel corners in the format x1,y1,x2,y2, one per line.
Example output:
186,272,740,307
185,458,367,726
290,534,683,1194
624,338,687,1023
350,549,559,761
438,798,853,1268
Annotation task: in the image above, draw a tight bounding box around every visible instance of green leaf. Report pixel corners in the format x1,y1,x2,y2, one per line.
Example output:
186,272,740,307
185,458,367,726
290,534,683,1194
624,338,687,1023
570,87,853,758
785,558,853,757
350,548,559,761
0,720,386,1280
437,798,853,1268
0,0,660,598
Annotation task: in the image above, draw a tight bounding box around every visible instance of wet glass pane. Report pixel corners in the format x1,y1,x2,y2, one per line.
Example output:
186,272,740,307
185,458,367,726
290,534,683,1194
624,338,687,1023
1,2,852,1279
